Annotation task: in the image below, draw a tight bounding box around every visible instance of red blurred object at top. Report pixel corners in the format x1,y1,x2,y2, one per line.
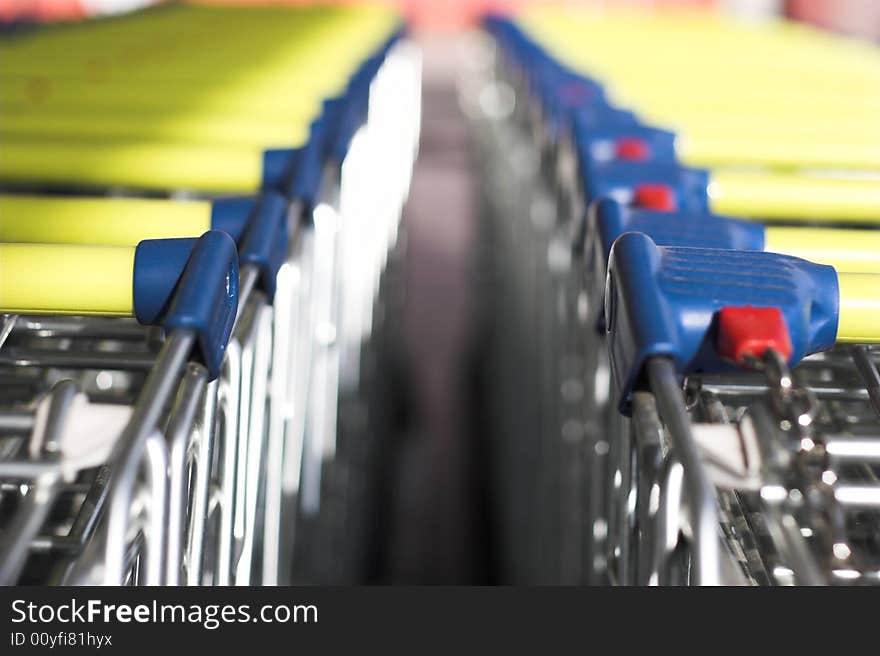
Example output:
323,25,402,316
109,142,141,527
788,0,880,39
0,0,86,22
195,0,534,29
0,1,718,28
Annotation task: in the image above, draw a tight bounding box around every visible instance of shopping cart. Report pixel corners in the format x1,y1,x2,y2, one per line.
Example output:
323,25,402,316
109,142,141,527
482,8,880,585
0,3,420,586
0,230,239,585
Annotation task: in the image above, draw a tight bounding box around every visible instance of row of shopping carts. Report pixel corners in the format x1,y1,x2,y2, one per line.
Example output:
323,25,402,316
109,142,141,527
475,7,880,585
0,3,421,585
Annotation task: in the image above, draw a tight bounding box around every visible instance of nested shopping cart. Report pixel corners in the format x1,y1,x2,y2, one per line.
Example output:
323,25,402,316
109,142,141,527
0,2,420,586
481,7,880,585
0,229,242,585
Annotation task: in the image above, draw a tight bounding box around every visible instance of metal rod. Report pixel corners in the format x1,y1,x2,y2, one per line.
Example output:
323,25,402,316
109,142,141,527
825,437,880,463
186,378,218,585
834,484,880,509
0,412,34,432
647,356,722,585
851,345,880,418
0,349,156,370
164,363,209,585
0,314,17,351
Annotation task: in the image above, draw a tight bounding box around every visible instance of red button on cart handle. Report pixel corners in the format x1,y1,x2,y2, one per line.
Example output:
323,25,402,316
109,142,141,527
615,137,651,161
717,306,794,366
633,183,678,211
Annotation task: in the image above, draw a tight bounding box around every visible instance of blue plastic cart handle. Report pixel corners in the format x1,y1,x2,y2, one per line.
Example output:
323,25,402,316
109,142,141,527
133,230,239,380
605,231,838,414
591,198,765,272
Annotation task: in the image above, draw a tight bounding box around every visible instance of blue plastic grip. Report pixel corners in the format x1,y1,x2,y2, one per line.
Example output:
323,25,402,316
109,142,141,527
572,107,641,135
288,113,331,209
210,197,256,242
591,198,766,267
583,161,711,211
331,92,368,166
133,237,197,326
261,148,298,192
163,230,239,381
605,232,839,414
238,191,289,299
580,126,677,165
133,231,239,380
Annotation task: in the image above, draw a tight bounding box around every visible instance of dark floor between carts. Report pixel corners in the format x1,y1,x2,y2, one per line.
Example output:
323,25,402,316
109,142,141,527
374,33,494,584
375,31,565,585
